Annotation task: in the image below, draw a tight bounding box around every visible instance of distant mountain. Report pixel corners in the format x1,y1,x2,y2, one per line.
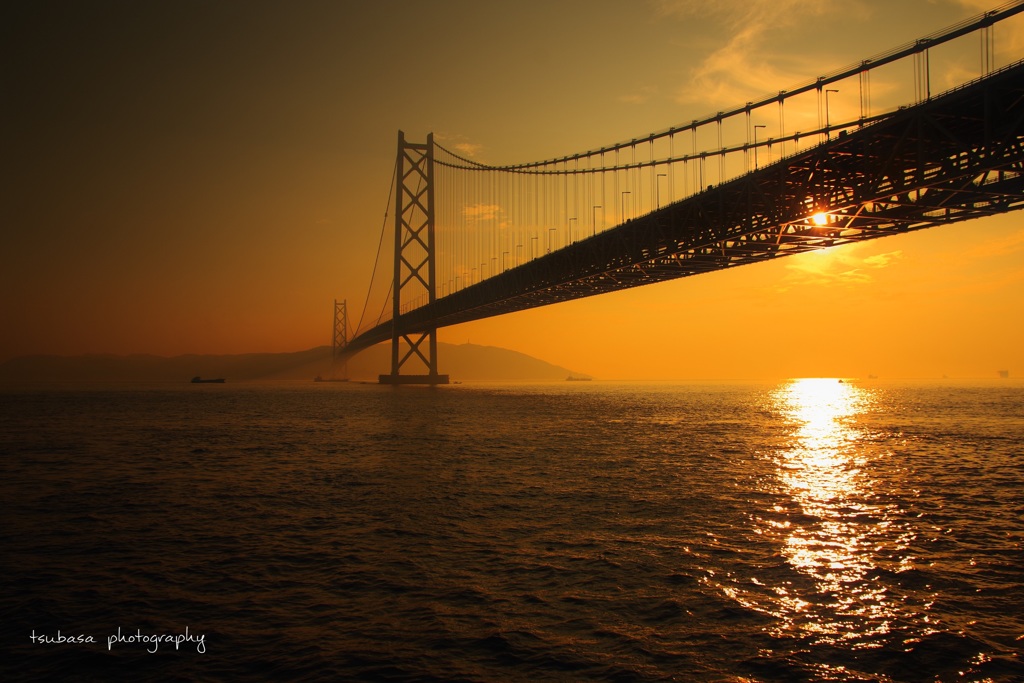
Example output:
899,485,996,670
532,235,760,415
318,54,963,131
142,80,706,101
0,343,585,383
436,343,586,381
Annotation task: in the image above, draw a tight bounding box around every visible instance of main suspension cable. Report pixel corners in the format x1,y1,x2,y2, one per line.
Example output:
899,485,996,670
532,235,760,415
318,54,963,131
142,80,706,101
355,156,398,337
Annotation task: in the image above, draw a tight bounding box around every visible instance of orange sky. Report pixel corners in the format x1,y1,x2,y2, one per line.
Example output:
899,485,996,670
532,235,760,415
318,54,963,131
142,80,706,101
3,0,1023,379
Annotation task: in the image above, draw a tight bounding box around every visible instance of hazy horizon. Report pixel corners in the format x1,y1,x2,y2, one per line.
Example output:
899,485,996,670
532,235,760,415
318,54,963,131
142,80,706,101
1,340,1016,383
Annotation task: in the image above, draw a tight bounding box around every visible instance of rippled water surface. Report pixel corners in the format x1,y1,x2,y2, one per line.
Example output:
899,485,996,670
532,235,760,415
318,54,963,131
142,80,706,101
2,379,1022,681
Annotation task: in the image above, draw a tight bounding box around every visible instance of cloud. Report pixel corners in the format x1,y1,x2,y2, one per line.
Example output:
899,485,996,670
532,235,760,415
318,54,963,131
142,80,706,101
778,247,903,290
619,85,659,105
862,250,904,269
953,0,997,11
435,132,485,159
663,0,1022,119
463,203,502,222
961,228,1024,261
453,142,484,158
653,0,825,23
658,0,866,111
654,0,863,33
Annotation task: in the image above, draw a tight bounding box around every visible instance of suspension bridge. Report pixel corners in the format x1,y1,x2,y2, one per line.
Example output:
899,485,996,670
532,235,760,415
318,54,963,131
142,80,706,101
335,3,1024,384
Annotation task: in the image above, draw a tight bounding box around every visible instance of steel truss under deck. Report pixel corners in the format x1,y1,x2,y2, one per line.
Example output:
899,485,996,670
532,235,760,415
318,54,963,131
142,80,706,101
344,60,1024,357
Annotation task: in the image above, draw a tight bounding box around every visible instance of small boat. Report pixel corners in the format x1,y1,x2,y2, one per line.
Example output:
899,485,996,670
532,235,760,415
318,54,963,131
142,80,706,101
566,375,592,381
191,376,225,384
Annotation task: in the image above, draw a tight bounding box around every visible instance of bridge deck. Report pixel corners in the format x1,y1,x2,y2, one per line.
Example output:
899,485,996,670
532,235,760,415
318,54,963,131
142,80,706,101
345,61,1024,356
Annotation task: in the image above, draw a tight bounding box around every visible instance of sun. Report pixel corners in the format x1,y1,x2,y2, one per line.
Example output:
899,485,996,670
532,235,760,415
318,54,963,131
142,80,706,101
811,212,830,226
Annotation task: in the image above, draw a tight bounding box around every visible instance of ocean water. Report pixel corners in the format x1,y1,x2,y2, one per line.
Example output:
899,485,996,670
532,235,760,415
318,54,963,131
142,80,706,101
1,379,1022,682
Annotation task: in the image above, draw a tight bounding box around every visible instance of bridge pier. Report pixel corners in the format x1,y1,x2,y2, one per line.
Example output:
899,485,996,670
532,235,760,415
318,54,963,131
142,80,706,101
379,372,449,385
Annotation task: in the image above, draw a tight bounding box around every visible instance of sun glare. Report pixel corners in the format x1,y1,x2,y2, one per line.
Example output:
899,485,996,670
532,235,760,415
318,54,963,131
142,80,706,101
811,212,830,226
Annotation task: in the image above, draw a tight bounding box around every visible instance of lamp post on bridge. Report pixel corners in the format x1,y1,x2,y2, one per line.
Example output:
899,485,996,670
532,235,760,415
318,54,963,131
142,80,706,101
502,251,509,272
548,227,556,253
516,244,523,266
531,236,538,260
621,191,630,223
656,174,667,208
592,205,602,237
754,125,766,169
569,217,577,244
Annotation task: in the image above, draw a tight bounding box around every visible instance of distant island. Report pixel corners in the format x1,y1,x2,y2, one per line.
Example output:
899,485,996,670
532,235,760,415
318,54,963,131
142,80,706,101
0,343,586,383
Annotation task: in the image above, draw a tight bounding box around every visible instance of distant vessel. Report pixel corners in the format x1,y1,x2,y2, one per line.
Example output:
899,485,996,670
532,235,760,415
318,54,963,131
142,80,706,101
314,375,348,382
566,375,592,381
191,376,225,384
998,370,1009,378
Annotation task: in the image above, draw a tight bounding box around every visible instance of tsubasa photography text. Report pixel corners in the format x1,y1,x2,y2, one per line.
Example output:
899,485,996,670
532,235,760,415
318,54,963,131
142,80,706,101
30,628,206,653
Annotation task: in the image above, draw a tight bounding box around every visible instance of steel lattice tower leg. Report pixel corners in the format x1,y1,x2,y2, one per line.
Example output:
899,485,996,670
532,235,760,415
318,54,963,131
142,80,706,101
379,131,449,385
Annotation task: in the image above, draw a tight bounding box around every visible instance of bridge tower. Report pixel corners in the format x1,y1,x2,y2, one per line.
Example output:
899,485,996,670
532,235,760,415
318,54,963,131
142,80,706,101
379,131,449,385
332,298,348,379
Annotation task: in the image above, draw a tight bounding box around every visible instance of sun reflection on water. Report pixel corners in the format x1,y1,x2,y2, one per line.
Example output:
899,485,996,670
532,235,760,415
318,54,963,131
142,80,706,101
751,378,918,648
781,379,873,590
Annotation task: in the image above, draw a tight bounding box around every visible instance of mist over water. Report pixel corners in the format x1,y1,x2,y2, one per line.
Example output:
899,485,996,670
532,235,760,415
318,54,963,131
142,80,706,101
2,380,1022,681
